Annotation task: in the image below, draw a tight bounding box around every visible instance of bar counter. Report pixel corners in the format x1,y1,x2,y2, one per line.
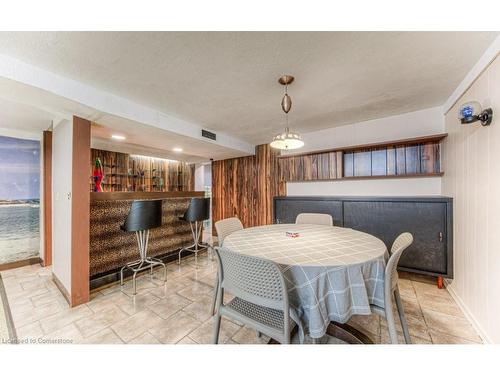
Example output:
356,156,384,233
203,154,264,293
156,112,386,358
89,191,204,285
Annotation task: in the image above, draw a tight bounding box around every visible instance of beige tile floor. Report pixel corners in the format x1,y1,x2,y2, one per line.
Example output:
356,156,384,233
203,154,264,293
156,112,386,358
0,253,483,344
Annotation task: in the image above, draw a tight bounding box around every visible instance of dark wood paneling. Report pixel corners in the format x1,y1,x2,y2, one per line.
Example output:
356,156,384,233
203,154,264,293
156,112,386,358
278,134,444,182
421,142,440,174
212,144,284,233
90,149,195,192
71,116,91,307
256,144,285,226
276,133,448,158
405,144,419,174
395,145,406,175
42,131,52,267
279,151,345,182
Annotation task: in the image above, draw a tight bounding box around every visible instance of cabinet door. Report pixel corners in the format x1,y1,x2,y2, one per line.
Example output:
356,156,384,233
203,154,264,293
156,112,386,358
274,199,343,226
343,201,447,275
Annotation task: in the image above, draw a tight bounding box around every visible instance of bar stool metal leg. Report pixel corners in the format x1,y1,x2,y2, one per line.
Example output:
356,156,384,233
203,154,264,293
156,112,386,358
178,220,211,266
120,229,167,295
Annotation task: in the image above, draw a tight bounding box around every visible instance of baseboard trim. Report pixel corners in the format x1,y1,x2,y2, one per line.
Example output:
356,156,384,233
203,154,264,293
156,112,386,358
0,273,17,342
51,272,71,306
444,279,492,344
0,257,42,271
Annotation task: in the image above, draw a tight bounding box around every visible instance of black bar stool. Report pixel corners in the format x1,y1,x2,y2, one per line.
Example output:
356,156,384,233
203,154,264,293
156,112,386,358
178,197,211,265
120,199,167,295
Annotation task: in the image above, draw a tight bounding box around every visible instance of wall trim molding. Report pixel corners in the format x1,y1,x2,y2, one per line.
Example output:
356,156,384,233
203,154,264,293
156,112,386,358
443,35,500,114
444,279,492,344
42,131,52,267
0,257,42,272
51,272,70,305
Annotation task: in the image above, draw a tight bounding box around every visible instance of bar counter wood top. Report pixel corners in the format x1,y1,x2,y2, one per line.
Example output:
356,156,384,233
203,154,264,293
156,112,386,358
90,191,205,201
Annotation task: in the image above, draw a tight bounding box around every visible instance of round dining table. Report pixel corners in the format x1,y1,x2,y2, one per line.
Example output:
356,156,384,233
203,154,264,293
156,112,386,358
223,223,388,342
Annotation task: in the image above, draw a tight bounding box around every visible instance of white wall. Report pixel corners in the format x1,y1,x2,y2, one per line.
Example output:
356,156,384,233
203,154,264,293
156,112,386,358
287,177,443,196
441,54,500,343
286,106,445,196
51,120,72,293
194,164,205,191
194,163,212,191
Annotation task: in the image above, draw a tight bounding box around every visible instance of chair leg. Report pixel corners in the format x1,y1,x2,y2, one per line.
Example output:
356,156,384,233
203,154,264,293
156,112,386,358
212,313,222,344
210,275,219,315
384,292,399,344
394,288,411,344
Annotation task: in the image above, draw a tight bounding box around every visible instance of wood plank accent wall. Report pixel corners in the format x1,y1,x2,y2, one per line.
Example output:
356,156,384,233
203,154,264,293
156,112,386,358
279,134,445,182
42,131,52,267
71,116,91,307
279,151,343,181
90,149,195,192
212,144,285,232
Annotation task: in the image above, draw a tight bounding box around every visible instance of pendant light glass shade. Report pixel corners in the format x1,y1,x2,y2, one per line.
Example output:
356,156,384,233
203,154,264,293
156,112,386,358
270,127,304,150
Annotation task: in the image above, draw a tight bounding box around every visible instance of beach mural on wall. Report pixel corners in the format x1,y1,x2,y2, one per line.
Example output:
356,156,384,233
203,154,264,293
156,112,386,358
0,135,40,265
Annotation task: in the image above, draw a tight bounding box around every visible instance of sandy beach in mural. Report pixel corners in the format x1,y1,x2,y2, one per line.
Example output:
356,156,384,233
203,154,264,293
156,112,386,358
0,204,40,264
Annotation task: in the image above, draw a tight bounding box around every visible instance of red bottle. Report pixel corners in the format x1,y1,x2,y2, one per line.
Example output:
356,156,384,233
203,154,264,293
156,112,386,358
93,158,104,192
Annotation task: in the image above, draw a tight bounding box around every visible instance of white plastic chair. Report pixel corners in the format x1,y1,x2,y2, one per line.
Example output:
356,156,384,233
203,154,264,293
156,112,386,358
295,213,333,226
212,247,294,344
371,232,414,344
210,217,244,314
215,217,244,245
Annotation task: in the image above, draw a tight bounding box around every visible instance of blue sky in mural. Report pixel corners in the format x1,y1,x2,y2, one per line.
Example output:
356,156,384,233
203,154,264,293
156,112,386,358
0,135,40,200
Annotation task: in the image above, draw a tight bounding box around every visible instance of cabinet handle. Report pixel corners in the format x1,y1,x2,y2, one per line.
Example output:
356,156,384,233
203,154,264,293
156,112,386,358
439,232,443,242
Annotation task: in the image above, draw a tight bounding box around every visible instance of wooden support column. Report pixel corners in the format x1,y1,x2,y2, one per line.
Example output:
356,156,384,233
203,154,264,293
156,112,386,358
255,144,285,226
42,131,52,266
71,116,91,306
212,144,285,234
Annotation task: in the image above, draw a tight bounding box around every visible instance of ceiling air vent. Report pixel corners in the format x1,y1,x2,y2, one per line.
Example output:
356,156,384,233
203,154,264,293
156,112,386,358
201,129,216,141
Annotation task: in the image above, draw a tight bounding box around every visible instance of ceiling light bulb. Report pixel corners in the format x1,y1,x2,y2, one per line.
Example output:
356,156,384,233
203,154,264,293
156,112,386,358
111,135,126,140
173,147,183,152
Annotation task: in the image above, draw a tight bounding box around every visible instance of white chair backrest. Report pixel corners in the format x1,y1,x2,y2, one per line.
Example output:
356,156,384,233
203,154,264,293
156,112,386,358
295,213,333,226
215,217,243,245
215,247,288,311
386,232,413,291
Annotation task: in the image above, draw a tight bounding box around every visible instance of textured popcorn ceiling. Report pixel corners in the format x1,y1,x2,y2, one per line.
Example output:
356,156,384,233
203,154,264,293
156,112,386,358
0,31,497,145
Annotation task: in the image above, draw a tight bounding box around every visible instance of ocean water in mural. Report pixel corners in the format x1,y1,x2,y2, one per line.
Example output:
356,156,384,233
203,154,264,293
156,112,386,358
0,204,40,263
0,135,40,264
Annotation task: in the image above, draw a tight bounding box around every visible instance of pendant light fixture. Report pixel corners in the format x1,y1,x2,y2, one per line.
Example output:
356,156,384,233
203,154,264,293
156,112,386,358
270,75,304,150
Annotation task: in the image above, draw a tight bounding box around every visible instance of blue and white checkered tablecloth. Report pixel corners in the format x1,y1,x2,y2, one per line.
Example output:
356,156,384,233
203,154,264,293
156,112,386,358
224,224,387,339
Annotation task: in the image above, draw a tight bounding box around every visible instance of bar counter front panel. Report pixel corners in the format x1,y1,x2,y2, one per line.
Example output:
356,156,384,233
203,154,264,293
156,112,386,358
90,191,204,282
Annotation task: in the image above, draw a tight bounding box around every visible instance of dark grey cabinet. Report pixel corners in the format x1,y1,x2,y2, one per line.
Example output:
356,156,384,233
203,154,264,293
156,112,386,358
273,196,453,279
274,198,343,227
